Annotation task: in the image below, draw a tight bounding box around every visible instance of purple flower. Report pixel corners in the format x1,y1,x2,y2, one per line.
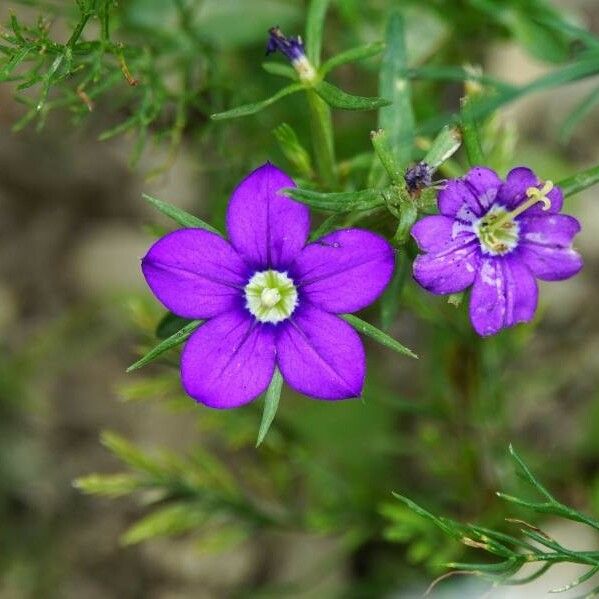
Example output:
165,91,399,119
142,163,394,409
411,166,583,336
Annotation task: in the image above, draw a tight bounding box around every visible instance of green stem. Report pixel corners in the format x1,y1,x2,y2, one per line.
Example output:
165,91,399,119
306,89,338,189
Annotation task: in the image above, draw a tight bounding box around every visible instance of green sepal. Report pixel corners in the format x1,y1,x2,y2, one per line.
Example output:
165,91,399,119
127,320,203,372
142,193,222,235
341,314,417,359
256,368,284,448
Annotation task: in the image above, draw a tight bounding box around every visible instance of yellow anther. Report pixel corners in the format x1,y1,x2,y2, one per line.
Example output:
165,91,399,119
525,180,553,211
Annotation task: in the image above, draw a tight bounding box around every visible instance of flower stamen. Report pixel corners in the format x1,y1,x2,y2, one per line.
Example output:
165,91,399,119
245,270,298,324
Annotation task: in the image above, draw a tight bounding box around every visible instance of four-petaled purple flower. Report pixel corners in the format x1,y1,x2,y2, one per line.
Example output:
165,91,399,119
411,166,583,336
142,163,394,409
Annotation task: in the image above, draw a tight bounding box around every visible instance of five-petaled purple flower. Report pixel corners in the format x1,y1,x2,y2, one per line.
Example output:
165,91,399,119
142,163,394,409
411,166,583,336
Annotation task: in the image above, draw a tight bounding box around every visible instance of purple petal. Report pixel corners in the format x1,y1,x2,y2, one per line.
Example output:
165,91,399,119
411,215,476,253
142,229,247,319
181,310,276,409
498,167,563,215
469,256,538,336
517,213,582,280
291,229,394,314
413,240,480,294
438,167,502,221
276,305,364,400
226,163,309,270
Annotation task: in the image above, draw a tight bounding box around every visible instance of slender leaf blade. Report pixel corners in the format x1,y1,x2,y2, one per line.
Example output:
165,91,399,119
320,42,385,76
341,314,417,359
557,163,599,197
305,0,330,68
256,369,283,447
286,187,385,212
142,194,222,235
127,320,203,372
211,83,305,121
314,80,390,111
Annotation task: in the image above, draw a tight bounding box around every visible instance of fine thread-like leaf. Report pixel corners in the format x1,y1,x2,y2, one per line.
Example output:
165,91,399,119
314,80,390,111
127,320,203,372
558,163,599,197
261,61,297,80
210,83,305,121
341,314,417,359
142,193,222,235
256,368,284,447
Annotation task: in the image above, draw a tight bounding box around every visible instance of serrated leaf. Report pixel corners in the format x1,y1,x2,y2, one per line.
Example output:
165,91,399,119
314,81,390,111
210,83,305,120
74,473,141,498
320,42,385,76
121,503,208,545
127,320,202,372
341,314,417,359
256,368,283,447
142,193,222,234
286,187,385,213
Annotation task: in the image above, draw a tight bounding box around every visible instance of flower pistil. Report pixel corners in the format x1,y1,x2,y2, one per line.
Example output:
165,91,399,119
244,269,298,324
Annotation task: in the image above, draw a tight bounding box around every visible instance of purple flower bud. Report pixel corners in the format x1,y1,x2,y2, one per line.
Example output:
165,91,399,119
266,26,306,63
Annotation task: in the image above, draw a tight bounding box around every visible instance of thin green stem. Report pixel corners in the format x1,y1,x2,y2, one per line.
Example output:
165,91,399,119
305,89,338,188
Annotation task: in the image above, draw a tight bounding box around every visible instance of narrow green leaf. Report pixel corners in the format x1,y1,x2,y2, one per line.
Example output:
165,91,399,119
378,11,414,170
273,123,313,179
100,431,164,476
371,129,403,185
460,94,485,166
127,320,202,372
314,81,390,111
320,42,385,76
423,125,462,170
508,444,554,502
557,163,599,197
305,0,330,68
286,187,385,213
341,314,417,359
262,61,297,80
142,193,222,235
121,503,208,545
156,312,192,339
74,473,140,498
380,251,409,330
560,85,599,142
256,369,283,447
210,83,305,121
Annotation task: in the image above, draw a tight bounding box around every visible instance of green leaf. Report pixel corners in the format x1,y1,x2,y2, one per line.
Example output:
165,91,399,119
341,314,417,359
378,11,414,171
423,125,462,170
320,42,385,76
101,431,164,476
560,85,599,142
156,312,192,339
314,81,390,111
142,193,222,234
256,369,283,447
305,0,330,68
127,320,202,372
262,61,297,80
121,503,208,545
460,93,485,166
210,83,305,120
73,473,141,498
273,123,313,179
380,251,409,330
286,187,385,213
557,163,599,197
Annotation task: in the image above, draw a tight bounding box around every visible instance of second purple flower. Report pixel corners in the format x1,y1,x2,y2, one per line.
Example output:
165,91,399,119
142,163,394,409
412,166,583,336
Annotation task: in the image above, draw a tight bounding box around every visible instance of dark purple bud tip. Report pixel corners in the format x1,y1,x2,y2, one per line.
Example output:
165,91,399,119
405,162,434,195
267,26,306,63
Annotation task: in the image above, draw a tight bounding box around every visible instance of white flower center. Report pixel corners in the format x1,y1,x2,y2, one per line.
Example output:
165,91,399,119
244,270,298,324
474,205,520,256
